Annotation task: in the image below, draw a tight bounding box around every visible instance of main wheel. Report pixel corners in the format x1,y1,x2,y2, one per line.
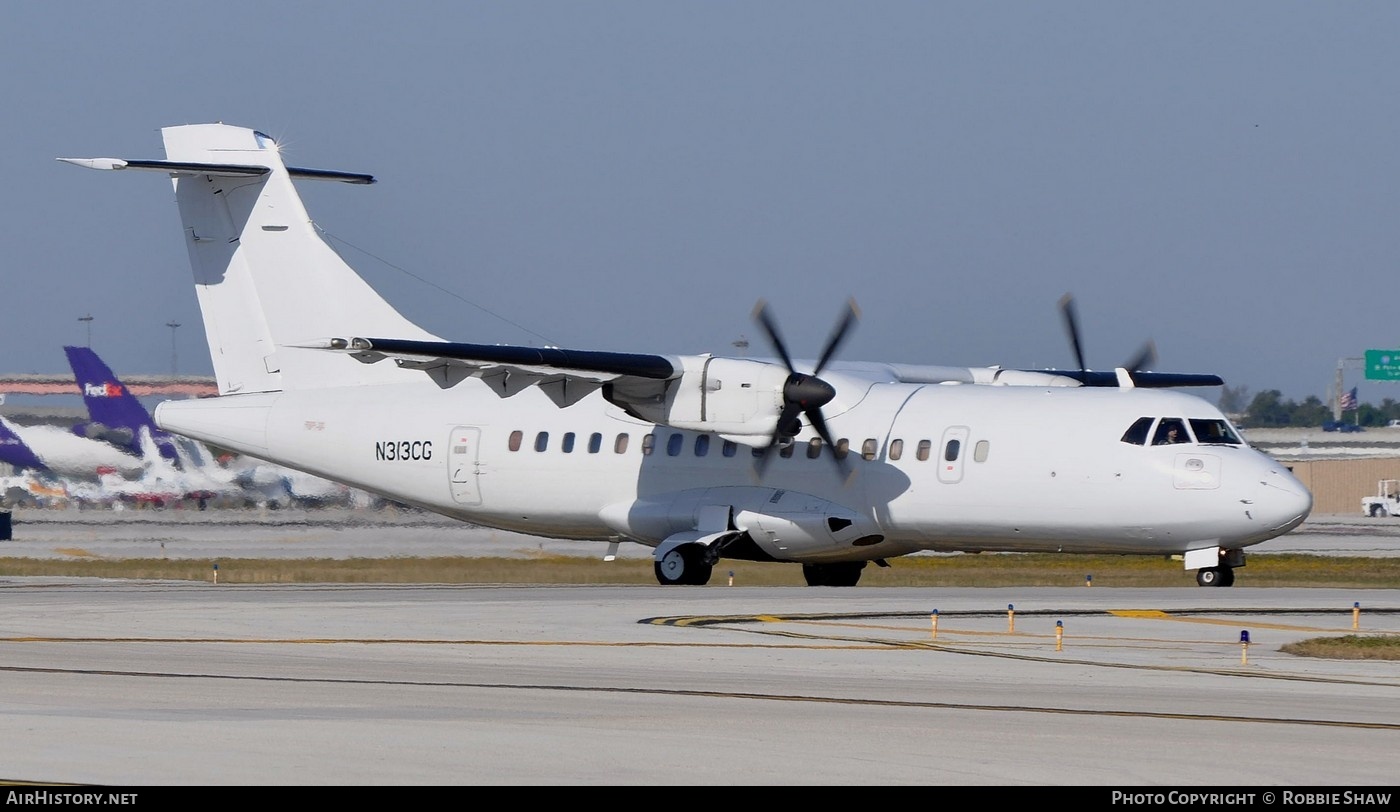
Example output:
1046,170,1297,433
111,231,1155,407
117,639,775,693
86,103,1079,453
802,561,866,587
654,544,714,586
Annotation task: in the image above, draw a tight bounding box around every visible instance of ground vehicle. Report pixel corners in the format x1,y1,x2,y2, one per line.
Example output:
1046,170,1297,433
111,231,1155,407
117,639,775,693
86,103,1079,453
1361,480,1400,517
1324,420,1365,433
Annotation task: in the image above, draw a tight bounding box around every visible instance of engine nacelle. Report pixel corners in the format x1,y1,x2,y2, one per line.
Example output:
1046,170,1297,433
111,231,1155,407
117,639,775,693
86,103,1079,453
613,356,788,440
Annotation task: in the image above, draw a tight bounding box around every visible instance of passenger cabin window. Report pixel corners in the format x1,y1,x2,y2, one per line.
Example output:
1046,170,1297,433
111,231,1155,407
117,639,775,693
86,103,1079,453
834,439,850,460
722,440,738,457
1189,419,1243,445
1120,417,1153,446
807,438,823,459
973,440,990,462
561,432,576,453
588,433,602,454
888,439,904,461
1152,418,1190,446
534,431,549,452
642,434,655,456
509,430,523,452
614,433,630,454
695,435,710,456
780,442,795,458
916,440,932,461
944,439,961,462
667,433,683,456
861,439,878,461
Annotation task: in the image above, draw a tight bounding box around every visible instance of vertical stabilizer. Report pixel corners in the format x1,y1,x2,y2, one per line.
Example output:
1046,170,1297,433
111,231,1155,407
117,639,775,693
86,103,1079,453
63,124,441,394
0,417,49,472
160,124,441,392
64,345,174,460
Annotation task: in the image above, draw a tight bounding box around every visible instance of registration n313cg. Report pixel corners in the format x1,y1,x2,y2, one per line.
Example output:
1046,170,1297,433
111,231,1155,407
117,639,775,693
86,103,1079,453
60,124,1312,587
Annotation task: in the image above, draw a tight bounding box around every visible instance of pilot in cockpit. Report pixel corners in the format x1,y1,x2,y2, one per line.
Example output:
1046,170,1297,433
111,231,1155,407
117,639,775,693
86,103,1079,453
1153,419,1189,445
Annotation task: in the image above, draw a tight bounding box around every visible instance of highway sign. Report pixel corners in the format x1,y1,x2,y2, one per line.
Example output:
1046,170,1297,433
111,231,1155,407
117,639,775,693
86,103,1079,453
1364,349,1400,380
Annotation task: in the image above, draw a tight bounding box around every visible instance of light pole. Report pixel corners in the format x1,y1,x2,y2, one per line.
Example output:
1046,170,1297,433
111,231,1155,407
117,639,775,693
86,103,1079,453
78,314,94,347
166,320,181,376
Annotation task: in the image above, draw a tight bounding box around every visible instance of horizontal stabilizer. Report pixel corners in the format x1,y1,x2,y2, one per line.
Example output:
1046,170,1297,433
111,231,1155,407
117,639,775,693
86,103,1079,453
57,157,374,184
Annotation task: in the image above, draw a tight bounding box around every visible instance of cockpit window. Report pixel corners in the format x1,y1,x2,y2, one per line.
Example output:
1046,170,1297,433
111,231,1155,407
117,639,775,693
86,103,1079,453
1189,418,1243,445
1152,418,1191,445
1121,417,1153,445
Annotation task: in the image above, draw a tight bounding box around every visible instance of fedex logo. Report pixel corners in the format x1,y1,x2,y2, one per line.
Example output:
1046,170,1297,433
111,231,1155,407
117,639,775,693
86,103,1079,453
84,382,124,398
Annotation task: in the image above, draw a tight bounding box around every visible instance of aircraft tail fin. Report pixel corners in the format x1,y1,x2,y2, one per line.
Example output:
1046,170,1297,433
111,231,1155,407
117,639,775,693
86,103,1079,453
61,123,439,394
63,345,179,461
0,417,49,472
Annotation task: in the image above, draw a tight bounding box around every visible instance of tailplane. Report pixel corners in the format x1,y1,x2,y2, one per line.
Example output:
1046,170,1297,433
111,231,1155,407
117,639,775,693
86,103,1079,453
60,124,439,394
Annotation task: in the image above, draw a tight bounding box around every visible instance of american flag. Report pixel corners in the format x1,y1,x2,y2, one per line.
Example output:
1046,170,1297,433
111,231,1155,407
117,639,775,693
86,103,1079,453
1340,386,1358,411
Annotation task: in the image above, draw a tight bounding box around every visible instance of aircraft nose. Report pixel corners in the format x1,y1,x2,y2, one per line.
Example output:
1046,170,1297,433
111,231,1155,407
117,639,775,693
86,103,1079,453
1254,465,1312,535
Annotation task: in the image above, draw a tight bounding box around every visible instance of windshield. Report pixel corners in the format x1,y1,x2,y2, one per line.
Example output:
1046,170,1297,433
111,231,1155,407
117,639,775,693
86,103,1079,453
1189,418,1243,445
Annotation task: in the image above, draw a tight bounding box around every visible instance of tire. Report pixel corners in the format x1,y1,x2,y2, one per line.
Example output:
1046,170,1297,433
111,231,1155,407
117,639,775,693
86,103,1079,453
1196,566,1234,587
653,544,713,586
802,561,866,587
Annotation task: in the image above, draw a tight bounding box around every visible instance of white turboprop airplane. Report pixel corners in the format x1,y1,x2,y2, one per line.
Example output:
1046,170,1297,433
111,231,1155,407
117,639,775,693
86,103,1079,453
59,123,1312,587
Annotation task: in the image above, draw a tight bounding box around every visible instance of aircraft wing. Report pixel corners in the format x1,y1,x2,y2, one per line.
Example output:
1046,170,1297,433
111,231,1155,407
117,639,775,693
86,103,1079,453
308,336,683,409
331,337,678,380
1027,369,1224,388
880,362,1223,388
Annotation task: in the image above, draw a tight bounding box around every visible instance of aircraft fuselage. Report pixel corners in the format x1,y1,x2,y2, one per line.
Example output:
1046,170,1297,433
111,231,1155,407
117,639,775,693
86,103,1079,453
155,372,1309,565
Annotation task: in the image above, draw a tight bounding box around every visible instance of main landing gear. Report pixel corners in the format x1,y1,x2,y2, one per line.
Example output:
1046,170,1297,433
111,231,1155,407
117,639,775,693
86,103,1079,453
654,544,714,586
802,561,866,587
652,544,870,587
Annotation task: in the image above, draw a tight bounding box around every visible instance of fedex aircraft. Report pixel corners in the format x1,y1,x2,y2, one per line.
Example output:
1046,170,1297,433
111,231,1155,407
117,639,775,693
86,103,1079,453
59,124,1312,587
0,413,143,482
66,345,178,462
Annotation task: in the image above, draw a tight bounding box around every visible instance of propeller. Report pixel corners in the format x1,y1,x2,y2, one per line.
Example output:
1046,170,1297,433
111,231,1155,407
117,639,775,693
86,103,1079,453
751,298,859,478
1058,293,1157,385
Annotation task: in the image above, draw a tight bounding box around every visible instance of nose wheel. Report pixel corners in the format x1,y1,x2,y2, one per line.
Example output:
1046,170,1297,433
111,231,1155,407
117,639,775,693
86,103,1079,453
1196,566,1235,587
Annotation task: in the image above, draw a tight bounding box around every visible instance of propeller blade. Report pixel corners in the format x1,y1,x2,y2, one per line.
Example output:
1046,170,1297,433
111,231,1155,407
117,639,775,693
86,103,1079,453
752,300,795,373
812,299,860,377
1058,293,1087,374
805,406,854,480
751,299,858,482
1124,340,1157,373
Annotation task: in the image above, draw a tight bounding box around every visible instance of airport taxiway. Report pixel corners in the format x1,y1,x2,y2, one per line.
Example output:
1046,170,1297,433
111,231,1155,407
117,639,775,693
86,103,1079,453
0,508,1397,785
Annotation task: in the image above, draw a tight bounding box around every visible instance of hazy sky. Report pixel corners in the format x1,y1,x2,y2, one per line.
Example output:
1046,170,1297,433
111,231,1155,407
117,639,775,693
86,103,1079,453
4,2,1399,406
